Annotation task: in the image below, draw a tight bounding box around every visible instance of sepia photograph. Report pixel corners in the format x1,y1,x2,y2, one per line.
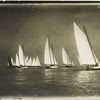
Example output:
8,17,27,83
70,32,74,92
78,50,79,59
0,2,100,100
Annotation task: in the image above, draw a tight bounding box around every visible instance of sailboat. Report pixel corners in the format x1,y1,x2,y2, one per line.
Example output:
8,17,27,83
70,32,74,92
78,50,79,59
27,57,32,66
44,38,58,69
18,45,25,67
8,56,13,67
34,56,41,67
62,47,74,68
11,58,15,66
74,22,100,70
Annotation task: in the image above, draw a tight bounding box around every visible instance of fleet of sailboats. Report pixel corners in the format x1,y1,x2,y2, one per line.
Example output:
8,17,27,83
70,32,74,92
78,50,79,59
7,22,100,70
8,45,41,68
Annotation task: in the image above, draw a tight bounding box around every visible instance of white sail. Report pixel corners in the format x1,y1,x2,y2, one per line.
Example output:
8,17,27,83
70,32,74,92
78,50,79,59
53,55,57,65
32,58,35,66
50,48,54,64
62,48,68,64
27,57,32,66
62,47,71,65
35,56,41,66
44,38,57,66
74,22,96,65
18,45,25,66
44,38,51,65
15,54,20,66
50,48,57,65
11,58,15,66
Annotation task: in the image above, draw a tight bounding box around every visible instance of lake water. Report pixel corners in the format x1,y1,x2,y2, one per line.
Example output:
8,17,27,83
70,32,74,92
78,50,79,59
0,66,100,97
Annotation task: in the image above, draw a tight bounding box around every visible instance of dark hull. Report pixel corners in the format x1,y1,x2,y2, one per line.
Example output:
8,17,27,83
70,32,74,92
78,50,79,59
9,65,28,68
64,66,73,68
45,65,58,69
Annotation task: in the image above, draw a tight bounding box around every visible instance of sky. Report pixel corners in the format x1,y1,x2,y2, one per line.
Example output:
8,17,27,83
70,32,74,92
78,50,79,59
0,4,100,65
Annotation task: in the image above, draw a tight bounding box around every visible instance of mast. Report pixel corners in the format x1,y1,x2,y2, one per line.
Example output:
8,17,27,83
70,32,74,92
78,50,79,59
83,26,97,65
50,44,55,65
18,45,25,66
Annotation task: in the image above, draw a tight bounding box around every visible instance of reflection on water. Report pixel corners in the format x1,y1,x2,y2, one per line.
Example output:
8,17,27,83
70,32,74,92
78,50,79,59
0,67,100,96
74,71,98,96
15,68,26,85
76,71,96,84
44,69,58,83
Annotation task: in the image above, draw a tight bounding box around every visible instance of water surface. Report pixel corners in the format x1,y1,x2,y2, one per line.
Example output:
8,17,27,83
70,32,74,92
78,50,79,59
0,66,100,97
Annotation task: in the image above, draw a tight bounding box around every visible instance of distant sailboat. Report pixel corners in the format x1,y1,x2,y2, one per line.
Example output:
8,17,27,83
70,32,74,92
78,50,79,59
27,57,32,66
35,56,41,66
18,45,25,66
8,56,13,67
62,47,74,68
11,58,15,66
25,56,29,66
15,54,20,67
74,22,100,70
44,38,58,69
32,57,35,66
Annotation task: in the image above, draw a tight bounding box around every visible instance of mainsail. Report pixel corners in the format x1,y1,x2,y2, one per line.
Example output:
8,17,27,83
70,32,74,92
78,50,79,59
44,38,51,65
15,54,20,66
62,47,72,65
32,58,35,66
18,45,25,66
44,38,57,65
35,56,41,66
74,22,96,65
50,47,57,65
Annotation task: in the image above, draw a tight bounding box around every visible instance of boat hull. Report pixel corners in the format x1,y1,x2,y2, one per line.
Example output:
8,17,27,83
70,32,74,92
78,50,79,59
45,64,58,69
86,66,100,70
85,65,100,70
9,65,28,69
